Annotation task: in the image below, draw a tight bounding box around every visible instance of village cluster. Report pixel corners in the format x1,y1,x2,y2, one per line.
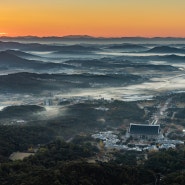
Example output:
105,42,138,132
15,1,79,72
92,123,184,152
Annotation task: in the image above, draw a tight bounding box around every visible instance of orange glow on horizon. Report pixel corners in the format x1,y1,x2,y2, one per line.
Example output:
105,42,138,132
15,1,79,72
1,0,185,37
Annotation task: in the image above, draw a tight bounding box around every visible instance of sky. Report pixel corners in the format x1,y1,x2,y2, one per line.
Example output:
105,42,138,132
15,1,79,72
0,0,185,37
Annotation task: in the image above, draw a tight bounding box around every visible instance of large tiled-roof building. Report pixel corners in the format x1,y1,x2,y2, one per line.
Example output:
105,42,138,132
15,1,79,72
129,123,160,139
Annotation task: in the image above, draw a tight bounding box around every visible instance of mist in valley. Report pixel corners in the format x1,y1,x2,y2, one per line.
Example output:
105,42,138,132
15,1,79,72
1,37,185,134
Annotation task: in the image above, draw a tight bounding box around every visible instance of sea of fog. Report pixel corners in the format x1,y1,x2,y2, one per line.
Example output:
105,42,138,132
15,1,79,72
1,39,185,110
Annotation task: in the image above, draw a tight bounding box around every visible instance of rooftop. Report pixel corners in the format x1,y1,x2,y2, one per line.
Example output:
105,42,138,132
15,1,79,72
129,123,160,135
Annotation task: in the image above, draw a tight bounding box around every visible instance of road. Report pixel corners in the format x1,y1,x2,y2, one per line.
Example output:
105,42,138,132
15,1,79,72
150,98,172,125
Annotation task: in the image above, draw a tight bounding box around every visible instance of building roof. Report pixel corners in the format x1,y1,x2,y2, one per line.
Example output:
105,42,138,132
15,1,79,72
129,123,160,135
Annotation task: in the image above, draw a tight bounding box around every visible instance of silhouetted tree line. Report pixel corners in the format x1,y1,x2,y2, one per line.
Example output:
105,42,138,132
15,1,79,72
0,140,155,185
1,139,185,184
0,125,55,161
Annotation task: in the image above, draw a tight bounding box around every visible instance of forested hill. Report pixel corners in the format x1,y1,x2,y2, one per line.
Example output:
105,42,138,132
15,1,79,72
1,139,185,185
0,140,154,185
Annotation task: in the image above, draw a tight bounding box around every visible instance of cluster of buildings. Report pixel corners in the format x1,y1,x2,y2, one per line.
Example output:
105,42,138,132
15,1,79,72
92,122,184,152
92,131,120,148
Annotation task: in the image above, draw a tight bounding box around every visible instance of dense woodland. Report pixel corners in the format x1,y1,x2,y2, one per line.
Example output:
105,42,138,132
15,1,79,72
1,139,185,184
0,125,55,161
0,100,145,160
1,98,185,184
0,139,154,185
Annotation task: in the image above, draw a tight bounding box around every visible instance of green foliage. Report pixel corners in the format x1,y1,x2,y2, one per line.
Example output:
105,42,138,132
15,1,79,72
3,140,185,185
175,108,185,119
0,125,55,160
105,100,145,124
62,100,145,127
144,149,185,174
172,93,185,102
111,151,137,166
0,105,45,119
161,171,185,185
0,139,155,185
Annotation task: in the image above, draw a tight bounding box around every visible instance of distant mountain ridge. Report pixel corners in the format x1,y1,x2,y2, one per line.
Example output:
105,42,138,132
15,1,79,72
1,35,185,42
5,50,36,58
147,46,185,53
107,43,147,51
0,51,67,70
0,41,100,52
0,72,143,94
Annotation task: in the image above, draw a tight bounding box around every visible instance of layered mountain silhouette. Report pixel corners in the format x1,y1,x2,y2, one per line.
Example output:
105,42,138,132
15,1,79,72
1,36,185,42
160,54,185,61
0,41,101,53
0,51,68,70
0,105,45,119
0,72,142,93
64,58,178,71
107,43,148,51
147,46,185,53
53,45,101,54
5,50,36,58
0,41,73,52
